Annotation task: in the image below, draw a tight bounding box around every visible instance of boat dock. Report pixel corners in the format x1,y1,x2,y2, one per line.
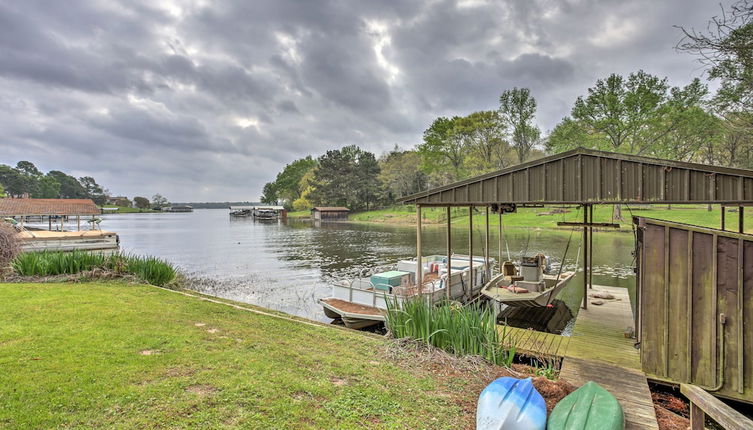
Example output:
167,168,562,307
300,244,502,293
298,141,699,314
501,285,659,429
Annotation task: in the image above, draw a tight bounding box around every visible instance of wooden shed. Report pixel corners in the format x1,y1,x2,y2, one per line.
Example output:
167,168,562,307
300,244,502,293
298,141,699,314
311,207,349,221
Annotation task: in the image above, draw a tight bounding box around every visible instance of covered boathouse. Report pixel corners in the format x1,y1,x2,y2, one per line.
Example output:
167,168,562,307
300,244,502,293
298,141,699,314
311,206,349,221
398,147,753,428
0,198,119,252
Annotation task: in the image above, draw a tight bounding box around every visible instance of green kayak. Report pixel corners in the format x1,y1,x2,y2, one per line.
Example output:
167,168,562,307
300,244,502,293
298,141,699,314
547,381,624,430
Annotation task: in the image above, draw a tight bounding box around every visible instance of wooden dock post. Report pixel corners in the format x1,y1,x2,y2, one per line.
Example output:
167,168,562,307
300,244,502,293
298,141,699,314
589,205,593,289
739,206,745,233
416,205,422,289
485,206,490,279
468,205,473,301
498,210,503,272
446,206,451,300
582,205,588,309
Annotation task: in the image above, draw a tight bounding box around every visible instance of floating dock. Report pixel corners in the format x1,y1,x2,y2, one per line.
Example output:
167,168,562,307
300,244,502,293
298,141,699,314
500,285,659,429
17,230,119,253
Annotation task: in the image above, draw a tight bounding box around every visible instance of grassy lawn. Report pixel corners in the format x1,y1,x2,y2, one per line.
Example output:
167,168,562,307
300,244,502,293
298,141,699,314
286,210,310,219
348,204,752,233
100,205,159,214
0,282,482,429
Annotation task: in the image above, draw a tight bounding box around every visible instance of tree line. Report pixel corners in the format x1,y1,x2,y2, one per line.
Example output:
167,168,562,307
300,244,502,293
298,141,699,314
0,160,170,210
263,2,752,211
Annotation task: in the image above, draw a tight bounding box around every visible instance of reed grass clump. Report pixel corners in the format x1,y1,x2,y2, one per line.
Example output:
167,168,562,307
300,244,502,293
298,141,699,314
385,298,515,367
0,224,20,271
12,251,177,286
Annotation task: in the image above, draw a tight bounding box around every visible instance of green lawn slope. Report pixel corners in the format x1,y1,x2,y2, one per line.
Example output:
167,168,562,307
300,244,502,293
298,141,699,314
0,282,484,429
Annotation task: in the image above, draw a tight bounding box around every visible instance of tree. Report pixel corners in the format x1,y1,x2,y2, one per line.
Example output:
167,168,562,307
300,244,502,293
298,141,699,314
379,147,428,200
456,111,509,172
273,157,318,207
0,184,5,198
499,88,540,163
78,176,107,205
310,145,383,211
133,196,150,209
292,167,316,211
15,161,42,177
677,1,753,128
47,171,88,199
260,182,279,205
0,165,29,197
151,194,169,209
34,175,61,198
417,116,466,183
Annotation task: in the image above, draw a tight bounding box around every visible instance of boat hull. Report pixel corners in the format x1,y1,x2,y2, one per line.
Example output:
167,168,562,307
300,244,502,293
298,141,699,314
477,377,546,430
319,298,385,329
481,272,574,307
548,381,624,430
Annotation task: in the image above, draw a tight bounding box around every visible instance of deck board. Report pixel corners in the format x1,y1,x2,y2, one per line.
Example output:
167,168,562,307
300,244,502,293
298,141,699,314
497,285,658,429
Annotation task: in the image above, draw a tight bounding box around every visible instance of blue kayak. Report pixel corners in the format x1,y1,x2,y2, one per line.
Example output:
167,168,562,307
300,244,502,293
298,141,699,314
477,377,547,430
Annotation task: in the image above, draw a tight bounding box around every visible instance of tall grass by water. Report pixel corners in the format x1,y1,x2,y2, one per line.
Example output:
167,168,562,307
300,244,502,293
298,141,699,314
385,298,515,367
12,251,177,286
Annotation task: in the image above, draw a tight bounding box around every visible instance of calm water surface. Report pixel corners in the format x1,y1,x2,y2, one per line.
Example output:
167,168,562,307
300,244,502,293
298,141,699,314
103,209,638,323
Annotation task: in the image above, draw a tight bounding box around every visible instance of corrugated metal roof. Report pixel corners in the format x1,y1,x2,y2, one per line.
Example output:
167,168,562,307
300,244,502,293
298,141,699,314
0,198,100,216
398,147,753,205
311,207,350,211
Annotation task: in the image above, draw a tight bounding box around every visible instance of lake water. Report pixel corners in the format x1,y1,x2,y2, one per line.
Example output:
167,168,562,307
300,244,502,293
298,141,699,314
102,209,638,325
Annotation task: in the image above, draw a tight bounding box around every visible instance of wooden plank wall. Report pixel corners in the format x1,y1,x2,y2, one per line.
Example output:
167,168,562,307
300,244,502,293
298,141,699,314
637,218,753,403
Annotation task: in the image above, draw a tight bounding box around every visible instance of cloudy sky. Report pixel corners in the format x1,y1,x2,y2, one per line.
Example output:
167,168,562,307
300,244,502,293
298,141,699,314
0,0,730,201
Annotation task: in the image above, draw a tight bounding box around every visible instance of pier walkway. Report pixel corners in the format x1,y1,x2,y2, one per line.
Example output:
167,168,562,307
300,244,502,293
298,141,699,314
500,285,659,429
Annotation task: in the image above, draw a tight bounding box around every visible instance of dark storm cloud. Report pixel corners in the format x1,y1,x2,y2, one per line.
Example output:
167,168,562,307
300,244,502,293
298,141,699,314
0,0,730,201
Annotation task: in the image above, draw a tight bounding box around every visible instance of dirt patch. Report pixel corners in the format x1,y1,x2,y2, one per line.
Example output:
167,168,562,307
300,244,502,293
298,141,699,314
139,349,160,356
654,405,690,430
186,384,218,396
194,323,206,327
330,377,348,387
163,367,198,378
532,376,575,413
206,328,219,334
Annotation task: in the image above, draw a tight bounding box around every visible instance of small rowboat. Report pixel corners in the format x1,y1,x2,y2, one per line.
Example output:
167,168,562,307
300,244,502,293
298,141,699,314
480,271,575,307
547,381,624,430
477,377,546,430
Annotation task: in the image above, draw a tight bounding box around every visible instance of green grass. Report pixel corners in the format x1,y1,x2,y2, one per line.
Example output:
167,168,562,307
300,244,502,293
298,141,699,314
286,210,310,219
348,204,753,233
0,282,479,429
12,251,177,286
100,205,159,213
386,299,515,367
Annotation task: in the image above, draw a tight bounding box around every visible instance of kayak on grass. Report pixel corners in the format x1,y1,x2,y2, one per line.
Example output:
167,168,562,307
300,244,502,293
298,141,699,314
476,377,547,430
547,381,624,430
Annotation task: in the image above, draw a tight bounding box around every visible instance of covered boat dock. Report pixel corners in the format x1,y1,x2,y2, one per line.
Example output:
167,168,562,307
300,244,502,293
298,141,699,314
398,147,753,428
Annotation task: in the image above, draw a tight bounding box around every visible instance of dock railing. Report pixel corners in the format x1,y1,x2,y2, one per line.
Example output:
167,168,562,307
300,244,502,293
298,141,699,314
681,384,753,430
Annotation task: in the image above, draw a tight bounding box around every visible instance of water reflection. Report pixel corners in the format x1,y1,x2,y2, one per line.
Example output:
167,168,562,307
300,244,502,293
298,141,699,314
102,209,637,323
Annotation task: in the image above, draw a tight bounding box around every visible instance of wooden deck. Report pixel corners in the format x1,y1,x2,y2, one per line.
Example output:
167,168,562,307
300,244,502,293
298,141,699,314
499,285,659,429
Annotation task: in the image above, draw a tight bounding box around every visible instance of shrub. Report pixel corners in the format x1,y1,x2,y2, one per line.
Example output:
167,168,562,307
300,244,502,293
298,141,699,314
0,224,20,271
11,251,177,286
385,298,515,367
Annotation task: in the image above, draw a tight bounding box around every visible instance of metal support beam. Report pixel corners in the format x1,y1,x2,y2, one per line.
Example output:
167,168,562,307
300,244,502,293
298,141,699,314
557,222,620,228
446,206,452,300
416,205,423,290
721,206,726,231
77,215,81,231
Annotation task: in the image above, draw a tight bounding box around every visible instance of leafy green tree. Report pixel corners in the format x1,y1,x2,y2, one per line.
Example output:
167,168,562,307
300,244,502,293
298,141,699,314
273,156,318,208
133,196,150,209
455,111,509,172
34,175,61,198
379,147,427,200
0,184,5,198
78,176,107,205
0,165,29,197
15,161,42,177
310,145,383,210
47,171,88,199
260,182,279,205
417,116,466,182
151,194,169,209
292,168,316,211
499,88,540,163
